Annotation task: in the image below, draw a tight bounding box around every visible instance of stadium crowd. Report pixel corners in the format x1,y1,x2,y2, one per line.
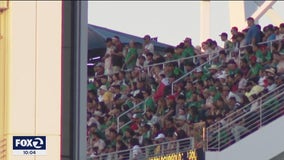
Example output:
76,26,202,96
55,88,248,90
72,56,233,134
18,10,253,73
86,17,284,159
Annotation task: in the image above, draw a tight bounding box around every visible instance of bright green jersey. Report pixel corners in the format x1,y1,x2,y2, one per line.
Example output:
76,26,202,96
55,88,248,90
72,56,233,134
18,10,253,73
173,53,182,60
145,97,156,112
250,63,262,76
264,51,272,62
182,47,195,58
125,48,138,69
255,50,264,63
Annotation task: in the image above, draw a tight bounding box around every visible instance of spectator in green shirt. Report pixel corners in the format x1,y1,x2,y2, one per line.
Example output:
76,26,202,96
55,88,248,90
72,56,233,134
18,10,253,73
182,37,195,58
142,89,156,112
247,55,262,79
220,32,234,54
173,43,184,60
252,44,264,63
123,40,138,70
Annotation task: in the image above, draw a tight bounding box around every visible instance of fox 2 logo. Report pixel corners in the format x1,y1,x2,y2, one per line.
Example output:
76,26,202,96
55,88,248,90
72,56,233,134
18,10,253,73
13,136,46,150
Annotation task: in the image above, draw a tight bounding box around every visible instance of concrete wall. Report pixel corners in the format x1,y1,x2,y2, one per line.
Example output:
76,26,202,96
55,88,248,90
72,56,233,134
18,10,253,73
206,116,284,160
1,1,62,160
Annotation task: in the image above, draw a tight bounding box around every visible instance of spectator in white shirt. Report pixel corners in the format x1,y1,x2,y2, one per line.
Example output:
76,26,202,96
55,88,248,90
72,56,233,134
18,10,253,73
143,35,154,56
129,138,143,160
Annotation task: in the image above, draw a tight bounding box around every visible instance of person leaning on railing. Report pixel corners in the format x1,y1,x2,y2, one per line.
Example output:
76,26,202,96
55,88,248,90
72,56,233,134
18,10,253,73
245,17,262,46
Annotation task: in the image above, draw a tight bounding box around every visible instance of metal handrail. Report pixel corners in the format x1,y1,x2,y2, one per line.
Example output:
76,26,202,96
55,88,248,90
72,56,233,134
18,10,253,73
87,137,194,160
211,84,284,128
92,51,218,79
238,38,284,49
116,100,145,132
144,51,215,74
236,38,284,66
206,84,284,151
91,38,284,80
170,54,219,95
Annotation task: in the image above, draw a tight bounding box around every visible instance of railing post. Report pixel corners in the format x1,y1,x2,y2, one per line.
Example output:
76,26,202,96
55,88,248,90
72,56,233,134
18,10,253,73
238,48,241,67
270,41,273,53
217,123,220,151
260,98,263,128
176,140,179,153
117,115,120,133
171,82,174,95
203,127,206,151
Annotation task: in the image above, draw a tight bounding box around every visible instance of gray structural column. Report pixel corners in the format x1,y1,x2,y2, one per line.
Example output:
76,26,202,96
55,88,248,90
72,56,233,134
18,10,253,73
61,1,88,160
73,1,88,160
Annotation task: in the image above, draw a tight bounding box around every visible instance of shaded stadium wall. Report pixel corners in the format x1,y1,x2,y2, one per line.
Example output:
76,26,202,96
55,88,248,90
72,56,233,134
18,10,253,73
0,1,62,160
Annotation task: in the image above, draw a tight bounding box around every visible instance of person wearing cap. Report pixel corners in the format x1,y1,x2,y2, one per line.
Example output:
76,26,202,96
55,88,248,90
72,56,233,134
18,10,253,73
208,64,220,79
220,32,234,54
265,67,276,77
129,113,142,133
245,17,261,45
174,115,190,136
129,138,143,160
98,85,113,106
153,133,167,155
192,67,208,82
143,34,154,56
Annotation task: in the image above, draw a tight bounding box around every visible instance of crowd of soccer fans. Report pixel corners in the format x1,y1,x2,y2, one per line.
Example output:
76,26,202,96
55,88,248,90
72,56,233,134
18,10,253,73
86,17,284,159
